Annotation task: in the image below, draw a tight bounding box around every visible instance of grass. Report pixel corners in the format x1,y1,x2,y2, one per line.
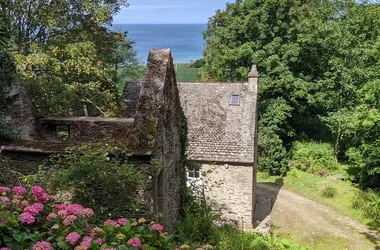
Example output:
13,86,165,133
257,169,379,231
175,63,202,82
116,63,202,96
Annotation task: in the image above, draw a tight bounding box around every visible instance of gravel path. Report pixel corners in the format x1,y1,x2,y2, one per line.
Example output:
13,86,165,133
256,182,380,250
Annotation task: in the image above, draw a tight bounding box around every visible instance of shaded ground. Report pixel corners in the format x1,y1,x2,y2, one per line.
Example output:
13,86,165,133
257,182,380,250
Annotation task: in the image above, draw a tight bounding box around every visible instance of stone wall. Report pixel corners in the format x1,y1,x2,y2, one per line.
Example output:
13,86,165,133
2,78,37,140
201,163,253,230
133,49,184,231
37,116,135,143
122,81,142,117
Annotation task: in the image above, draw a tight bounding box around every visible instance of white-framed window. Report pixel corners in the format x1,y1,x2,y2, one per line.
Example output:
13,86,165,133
230,94,240,106
186,169,203,197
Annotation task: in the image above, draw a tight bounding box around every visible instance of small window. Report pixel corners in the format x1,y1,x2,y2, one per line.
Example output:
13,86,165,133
230,94,240,106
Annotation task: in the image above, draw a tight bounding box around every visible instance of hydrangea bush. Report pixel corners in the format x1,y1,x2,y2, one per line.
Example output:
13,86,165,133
0,185,173,250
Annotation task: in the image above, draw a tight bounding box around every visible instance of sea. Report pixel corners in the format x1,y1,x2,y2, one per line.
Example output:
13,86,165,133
111,24,207,64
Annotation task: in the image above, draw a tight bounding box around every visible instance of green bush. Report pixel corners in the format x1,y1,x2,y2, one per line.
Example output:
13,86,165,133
190,58,205,68
321,185,337,198
28,143,150,221
290,141,338,176
175,188,308,250
352,189,380,221
174,189,218,246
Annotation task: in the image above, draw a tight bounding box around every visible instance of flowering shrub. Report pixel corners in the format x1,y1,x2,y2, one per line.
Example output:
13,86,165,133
29,143,150,221
0,185,173,249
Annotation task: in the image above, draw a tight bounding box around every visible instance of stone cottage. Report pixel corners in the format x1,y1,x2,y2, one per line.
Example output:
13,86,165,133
177,66,259,230
123,64,259,229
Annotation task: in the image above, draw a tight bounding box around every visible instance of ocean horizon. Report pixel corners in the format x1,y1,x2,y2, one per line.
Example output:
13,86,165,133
110,23,207,64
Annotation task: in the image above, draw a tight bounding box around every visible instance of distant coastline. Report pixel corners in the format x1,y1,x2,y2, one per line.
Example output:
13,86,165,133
110,23,207,63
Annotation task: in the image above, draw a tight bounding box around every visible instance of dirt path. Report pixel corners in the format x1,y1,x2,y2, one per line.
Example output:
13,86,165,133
256,182,380,250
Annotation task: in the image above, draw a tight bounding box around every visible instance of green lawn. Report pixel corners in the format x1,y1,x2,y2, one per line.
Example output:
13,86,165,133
257,169,379,230
175,63,202,82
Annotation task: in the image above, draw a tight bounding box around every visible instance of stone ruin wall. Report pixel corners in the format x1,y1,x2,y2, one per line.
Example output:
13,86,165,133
0,49,184,232
131,49,184,230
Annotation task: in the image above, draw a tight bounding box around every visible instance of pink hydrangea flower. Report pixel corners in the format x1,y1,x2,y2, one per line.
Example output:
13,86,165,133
46,213,58,221
58,210,68,218
94,237,103,246
54,203,67,211
39,192,50,203
0,247,12,250
0,186,11,193
103,219,117,227
127,237,142,247
65,232,81,245
32,203,44,213
0,217,9,224
66,204,84,215
117,217,128,225
32,241,52,250
90,227,103,237
12,186,26,196
80,236,92,248
150,223,164,233
19,212,35,224
23,206,39,216
0,196,10,207
79,208,94,218
30,186,45,197
63,215,77,226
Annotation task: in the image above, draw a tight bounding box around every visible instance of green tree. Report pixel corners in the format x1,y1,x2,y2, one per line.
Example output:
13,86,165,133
202,0,315,174
1,0,135,116
201,0,380,183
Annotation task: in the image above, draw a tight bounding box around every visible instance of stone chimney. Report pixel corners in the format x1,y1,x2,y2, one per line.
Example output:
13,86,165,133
248,65,259,92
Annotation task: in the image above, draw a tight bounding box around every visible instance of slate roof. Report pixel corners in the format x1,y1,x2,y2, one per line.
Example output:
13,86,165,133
178,82,258,164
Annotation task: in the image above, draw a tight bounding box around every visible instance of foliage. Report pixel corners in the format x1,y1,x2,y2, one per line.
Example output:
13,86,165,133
290,141,338,176
175,189,218,246
0,12,17,140
202,0,380,189
26,144,149,221
352,189,380,221
116,62,145,93
0,185,174,249
189,59,205,68
321,185,337,198
1,0,137,116
258,98,291,175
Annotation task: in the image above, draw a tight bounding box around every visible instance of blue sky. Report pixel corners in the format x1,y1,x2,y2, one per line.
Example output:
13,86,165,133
113,0,231,24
